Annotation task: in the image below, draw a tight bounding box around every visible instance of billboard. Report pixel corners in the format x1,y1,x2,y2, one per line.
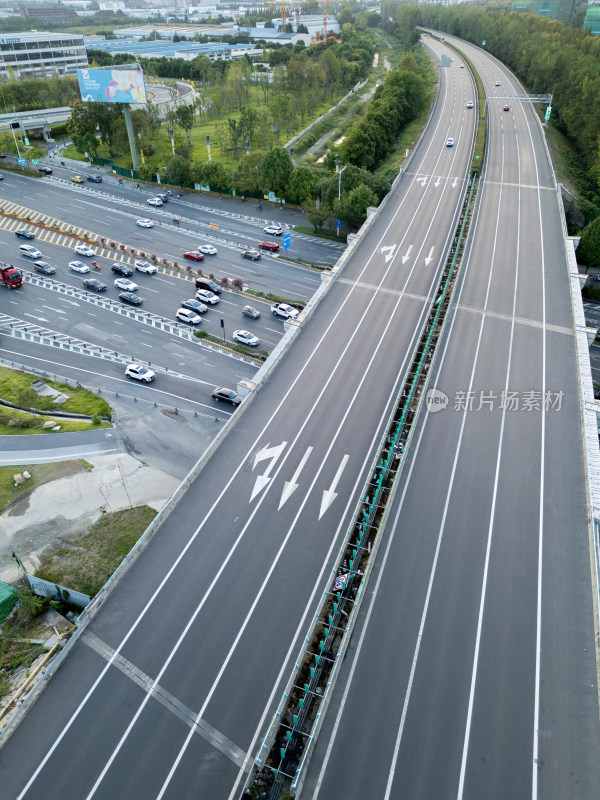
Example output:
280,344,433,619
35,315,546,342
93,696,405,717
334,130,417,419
77,66,147,105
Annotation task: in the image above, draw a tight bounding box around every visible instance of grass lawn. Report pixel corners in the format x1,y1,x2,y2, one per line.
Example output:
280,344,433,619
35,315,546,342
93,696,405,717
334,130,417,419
35,506,158,597
0,408,112,435
0,460,92,515
63,85,346,173
0,366,111,419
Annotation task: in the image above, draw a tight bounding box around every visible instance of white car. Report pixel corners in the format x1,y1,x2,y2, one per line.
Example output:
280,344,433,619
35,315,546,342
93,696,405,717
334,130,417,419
198,244,217,255
147,197,163,207
176,308,202,325
114,277,138,292
19,244,42,259
271,302,299,319
446,138,454,147
495,80,501,87
263,224,282,236
233,329,259,347
74,244,95,257
69,260,90,273
125,364,155,383
466,101,473,109
137,219,154,228
196,289,219,305
134,260,157,274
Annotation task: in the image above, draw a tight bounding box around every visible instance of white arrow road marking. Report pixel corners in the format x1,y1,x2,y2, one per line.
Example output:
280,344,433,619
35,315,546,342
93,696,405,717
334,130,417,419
380,245,396,263
424,246,435,266
401,245,413,265
452,177,458,188
279,446,313,509
251,441,287,501
24,314,47,321
319,454,350,520
434,176,441,188
417,177,428,187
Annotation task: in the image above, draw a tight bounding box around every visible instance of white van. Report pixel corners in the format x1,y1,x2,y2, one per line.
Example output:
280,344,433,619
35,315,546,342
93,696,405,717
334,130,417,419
19,244,42,259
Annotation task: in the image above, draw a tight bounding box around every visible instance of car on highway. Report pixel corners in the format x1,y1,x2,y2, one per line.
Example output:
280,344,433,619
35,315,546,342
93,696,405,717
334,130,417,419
242,248,261,261
87,175,102,183
156,193,169,204
19,244,42,259
263,224,282,236
184,250,205,262
83,278,107,292
147,197,163,207
71,175,84,184
0,174,3,180
134,260,157,274
271,302,299,319
196,289,219,305
111,263,133,277
69,260,90,273
198,244,217,255
446,138,454,147
15,228,35,240
38,167,52,175
114,277,138,292
195,277,221,294
136,219,153,228
466,101,473,109
259,240,279,252
233,329,259,347
74,244,95,257
0,152,7,158
495,80,501,86
503,104,510,111
125,364,155,383
176,308,202,325
242,305,261,319
119,291,142,306
33,260,55,275
212,387,242,406
181,299,207,314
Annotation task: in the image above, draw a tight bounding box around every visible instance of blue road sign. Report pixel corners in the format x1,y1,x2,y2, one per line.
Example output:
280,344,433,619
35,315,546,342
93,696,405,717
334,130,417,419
283,233,291,250
18,158,25,165
336,219,342,229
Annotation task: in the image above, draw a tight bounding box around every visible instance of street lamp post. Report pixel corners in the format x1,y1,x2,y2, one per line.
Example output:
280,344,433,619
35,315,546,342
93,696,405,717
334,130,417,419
10,121,21,159
338,164,348,201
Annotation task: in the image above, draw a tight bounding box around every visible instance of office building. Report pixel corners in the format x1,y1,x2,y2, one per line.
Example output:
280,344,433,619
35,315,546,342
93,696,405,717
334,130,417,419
0,31,88,78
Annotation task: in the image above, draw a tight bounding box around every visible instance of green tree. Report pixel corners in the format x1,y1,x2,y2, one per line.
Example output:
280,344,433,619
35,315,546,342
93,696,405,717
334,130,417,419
259,147,293,199
66,102,98,156
165,154,191,187
578,216,600,268
335,183,378,223
287,166,317,204
306,201,330,232
175,103,195,145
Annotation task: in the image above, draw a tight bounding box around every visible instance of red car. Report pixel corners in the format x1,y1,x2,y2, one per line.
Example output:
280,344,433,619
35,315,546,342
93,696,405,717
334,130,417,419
259,240,279,252
183,250,205,262
0,152,7,158
503,104,510,111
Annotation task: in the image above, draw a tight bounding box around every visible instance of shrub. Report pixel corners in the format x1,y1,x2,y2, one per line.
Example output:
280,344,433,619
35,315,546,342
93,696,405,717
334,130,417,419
172,261,178,268
209,273,215,280
130,248,136,255
90,413,102,425
232,277,244,289
118,244,125,251
196,268,203,276
186,265,192,272
139,251,145,258
8,416,36,428
221,277,229,286
162,258,168,264
150,254,156,260
109,241,115,248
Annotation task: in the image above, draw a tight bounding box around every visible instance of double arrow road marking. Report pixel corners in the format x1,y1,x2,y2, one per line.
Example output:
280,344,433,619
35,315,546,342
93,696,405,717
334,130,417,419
250,442,350,519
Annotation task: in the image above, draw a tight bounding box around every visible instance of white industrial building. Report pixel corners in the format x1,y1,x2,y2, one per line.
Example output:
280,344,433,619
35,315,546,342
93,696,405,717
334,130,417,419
0,31,88,78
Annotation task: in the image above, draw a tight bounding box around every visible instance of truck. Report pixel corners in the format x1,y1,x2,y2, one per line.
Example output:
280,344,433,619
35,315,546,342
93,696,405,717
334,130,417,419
0,263,23,289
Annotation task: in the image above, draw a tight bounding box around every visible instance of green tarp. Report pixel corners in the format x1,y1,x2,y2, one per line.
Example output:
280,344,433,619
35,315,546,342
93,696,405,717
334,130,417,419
0,580,17,624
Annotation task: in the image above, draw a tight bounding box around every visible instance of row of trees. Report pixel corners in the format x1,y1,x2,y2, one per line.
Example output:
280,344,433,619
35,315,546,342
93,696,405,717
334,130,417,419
0,74,80,113
339,50,430,171
385,2,600,222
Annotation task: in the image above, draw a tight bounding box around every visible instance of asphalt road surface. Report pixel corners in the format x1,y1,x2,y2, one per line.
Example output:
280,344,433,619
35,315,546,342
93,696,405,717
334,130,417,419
300,35,600,800
2,37,598,800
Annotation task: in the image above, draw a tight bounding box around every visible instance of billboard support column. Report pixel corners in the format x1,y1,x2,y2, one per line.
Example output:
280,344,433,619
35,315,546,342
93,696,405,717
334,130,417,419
123,104,139,172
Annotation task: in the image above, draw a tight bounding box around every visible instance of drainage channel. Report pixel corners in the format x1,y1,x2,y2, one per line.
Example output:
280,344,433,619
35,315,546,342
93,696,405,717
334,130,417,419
243,173,480,799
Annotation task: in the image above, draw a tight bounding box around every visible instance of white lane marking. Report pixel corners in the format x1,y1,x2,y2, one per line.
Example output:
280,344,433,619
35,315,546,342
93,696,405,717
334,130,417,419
424,247,435,266
279,446,313,509
401,245,413,264
319,453,350,519
17,66,461,800
250,441,287,501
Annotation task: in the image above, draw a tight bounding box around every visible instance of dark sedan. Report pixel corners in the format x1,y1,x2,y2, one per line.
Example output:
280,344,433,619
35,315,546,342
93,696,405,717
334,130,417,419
119,292,143,306
241,248,261,261
111,263,133,277
33,260,55,276
83,278,107,292
183,250,205,262
87,174,103,183
15,229,35,240
38,167,52,175
181,299,208,314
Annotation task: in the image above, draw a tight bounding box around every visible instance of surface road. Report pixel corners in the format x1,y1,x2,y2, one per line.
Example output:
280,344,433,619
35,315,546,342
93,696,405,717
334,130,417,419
2,35,597,800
